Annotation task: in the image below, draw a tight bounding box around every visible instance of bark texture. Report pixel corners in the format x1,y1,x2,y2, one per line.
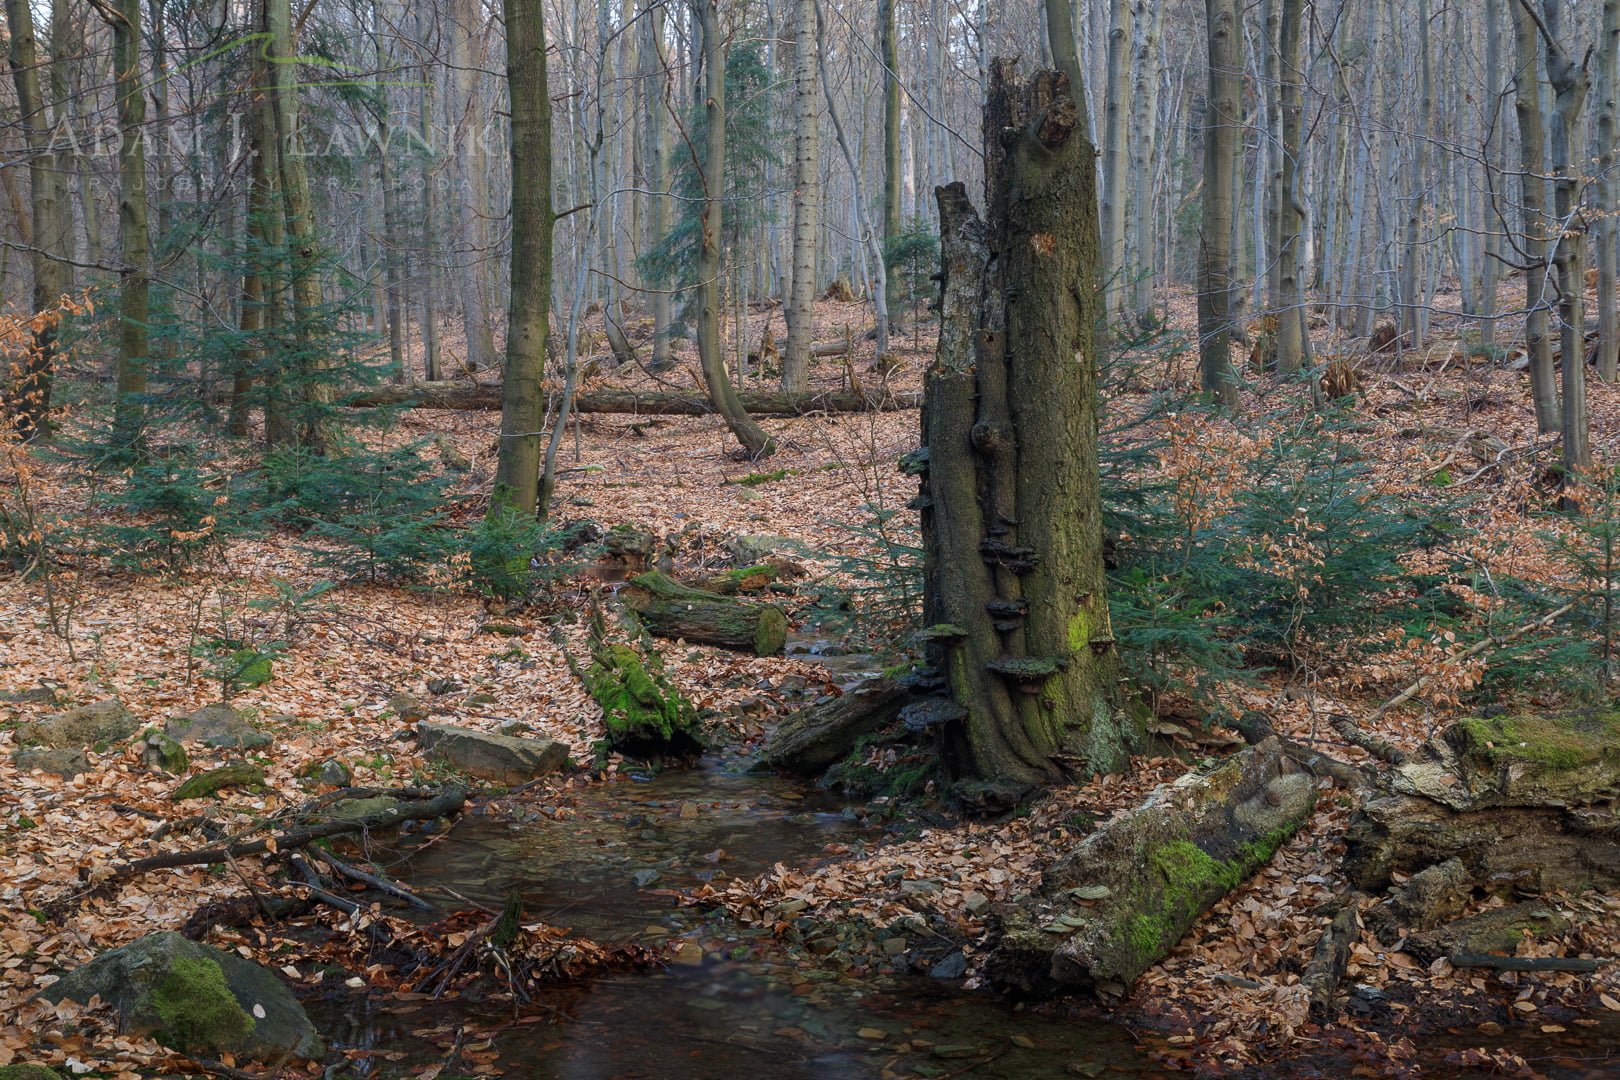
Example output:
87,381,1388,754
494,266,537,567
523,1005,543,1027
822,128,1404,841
922,62,1135,786
345,383,921,414
761,677,910,774
1197,0,1242,407
985,738,1317,994
622,571,787,656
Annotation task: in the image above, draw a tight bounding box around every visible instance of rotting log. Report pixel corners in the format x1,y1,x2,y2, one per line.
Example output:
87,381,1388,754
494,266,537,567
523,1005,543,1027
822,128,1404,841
984,738,1317,996
344,383,922,416
760,678,910,774
586,640,703,757
622,571,788,656
1344,709,1620,893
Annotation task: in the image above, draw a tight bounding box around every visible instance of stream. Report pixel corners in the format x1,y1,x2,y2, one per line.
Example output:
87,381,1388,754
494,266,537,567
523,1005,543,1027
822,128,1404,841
311,634,1620,1078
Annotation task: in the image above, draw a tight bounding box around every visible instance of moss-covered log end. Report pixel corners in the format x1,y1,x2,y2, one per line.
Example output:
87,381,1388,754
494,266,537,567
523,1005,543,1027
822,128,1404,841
588,642,703,757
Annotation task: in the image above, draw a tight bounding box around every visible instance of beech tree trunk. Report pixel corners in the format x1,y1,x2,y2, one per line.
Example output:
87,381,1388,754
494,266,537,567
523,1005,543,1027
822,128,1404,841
1511,0,1561,434
1197,0,1242,407
492,0,555,514
107,0,151,449
4,0,71,441
1598,0,1619,383
1272,0,1307,375
782,0,819,392
693,0,773,459
922,62,1136,788
1098,0,1130,324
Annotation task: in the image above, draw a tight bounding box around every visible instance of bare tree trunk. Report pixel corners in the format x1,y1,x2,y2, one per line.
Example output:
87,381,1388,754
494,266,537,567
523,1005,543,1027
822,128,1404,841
1399,0,1434,349
923,62,1134,786
1511,0,1561,433
106,0,151,449
1597,0,1619,382
1273,0,1307,374
879,0,902,253
1099,0,1130,323
264,0,333,452
1198,0,1242,407
492,0,555,514
1537,0,1590,475
1480,0,1505,353
782,0,819,391
693,0,774,458
450,0,498,372
4,0,71,441
1125,0,1163,327
644,6,675,370
415,2,442,383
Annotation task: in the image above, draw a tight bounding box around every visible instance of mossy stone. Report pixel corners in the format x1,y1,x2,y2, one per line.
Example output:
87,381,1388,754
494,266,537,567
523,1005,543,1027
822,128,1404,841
137,728,189,775
0,1066,64,1080
151,955,255,1053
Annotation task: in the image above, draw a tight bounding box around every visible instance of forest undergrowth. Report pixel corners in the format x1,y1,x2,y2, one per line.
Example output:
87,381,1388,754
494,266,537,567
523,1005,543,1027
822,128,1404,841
3,290,1620,1075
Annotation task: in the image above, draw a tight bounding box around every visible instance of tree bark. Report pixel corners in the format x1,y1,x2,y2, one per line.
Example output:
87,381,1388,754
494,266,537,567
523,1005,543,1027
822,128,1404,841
1272,0,1308,375
1511,0,1561,434
346,382,922,414
1098,0,1131,324
492,0,555,514
879,0,902,251
1124,0,1163,327
693,0,773,458
622,571,788,656
106,0,151,449
922,62,1135,788
4,0,71,442
1197,0,1242,407
1598,0,1620,382
782,0,820,392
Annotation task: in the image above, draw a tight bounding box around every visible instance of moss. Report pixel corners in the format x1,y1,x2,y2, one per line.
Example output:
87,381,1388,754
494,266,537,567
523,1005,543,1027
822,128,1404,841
1453,712,1620,770
150,956,254,1054
0,1067,64,1080
1067,607,1090,653
589,644,700,754
736,469,793,486
171,762,266,800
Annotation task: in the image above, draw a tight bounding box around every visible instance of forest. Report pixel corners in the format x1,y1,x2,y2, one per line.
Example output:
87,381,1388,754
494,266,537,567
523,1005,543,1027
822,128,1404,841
2,0,1620,1075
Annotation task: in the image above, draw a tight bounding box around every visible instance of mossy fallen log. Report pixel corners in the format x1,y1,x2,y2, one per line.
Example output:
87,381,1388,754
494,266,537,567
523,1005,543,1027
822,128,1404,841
1344,709,1620,893
344,383,922,416
984,738,1317,996
759,678,911,775
622,571,788,656
586,641,703,756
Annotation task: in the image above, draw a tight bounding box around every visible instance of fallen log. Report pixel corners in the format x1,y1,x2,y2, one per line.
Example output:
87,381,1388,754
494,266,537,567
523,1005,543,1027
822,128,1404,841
1343,709,1620,893
984,738,1318,996
1301,900,1360,1017
345,382,923,415
622,571,788,656
760,677,911,774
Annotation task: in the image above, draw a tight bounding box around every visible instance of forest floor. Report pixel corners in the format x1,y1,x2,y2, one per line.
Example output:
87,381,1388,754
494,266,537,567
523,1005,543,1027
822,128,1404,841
3,288,1620,1076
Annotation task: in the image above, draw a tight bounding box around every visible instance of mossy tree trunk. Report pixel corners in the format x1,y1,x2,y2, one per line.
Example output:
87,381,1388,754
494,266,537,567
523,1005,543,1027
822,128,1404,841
622,571,787,656
921,62,1138,787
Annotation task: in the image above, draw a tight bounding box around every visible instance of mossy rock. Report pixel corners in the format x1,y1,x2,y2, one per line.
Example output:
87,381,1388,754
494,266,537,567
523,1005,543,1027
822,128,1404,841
0,1066,65,1080
40,932,322,1062
14,699,138,749
136,728,189,775
1391,709,1620,810
172,762,266,800
164,704,271,750
11,747,90,779
588,643,703,757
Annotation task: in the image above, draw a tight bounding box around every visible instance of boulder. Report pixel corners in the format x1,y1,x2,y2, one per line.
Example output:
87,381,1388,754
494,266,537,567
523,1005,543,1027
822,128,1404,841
14,700,137,749
0,1067,64,1080
388,691,429,723
165,704,271,750
40,932,322,1062
11,748,90,778
172,762,266,800
416,722,569,785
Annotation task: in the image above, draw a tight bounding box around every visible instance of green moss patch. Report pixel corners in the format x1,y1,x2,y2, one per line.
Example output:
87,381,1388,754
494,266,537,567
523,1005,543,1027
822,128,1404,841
151,956,254,1054
588,643,702,757
1452,712,1620,771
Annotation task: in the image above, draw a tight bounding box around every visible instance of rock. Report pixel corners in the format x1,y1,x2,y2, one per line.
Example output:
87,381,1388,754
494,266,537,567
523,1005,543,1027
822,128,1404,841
900,879,943,898
670,940,705,967
0,684,64,706
726,534,799,566
963,892,990,916
135,729,188,775
172,762,266,800
929,952,968,979
632,868,662,888
0,1067,64,1080
41,931,321,1062
388,691,429,723
11,748,90,778
164,704,271,750
15,699,137,749
985,738,1317,996
299,757,351,788
415,722,569,785
881,937,908,957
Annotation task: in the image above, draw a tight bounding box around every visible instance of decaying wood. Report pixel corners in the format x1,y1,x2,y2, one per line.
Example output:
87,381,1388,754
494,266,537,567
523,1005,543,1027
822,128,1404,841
760,677,911,774
985,738,1318,996
345,382,921,415
621,571,788,656
1301,900,1360,1017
